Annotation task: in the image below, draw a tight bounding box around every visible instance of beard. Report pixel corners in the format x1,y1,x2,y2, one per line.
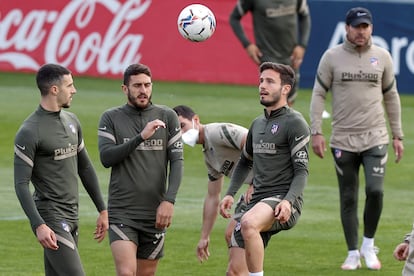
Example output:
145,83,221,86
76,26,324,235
260,88,282,107
127,90,151,109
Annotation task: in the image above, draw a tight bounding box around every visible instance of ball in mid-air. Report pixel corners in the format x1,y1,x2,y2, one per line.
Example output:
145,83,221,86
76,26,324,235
177,4,216,42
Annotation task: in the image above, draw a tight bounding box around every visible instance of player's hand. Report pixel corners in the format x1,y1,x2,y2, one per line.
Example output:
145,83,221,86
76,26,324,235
393,242,409,261
196,238,210,263
274,200,292,224
393,139,404,163
94,210,108,243
36,224,59,250
219,195,234,219
156,201,174,229
291,45,305,69
246,44,262,65
140,119,166,140
244,184,254,203
311,134,326,159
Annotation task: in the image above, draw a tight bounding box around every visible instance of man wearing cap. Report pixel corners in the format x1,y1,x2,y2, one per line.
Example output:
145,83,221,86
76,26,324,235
310,7,404,271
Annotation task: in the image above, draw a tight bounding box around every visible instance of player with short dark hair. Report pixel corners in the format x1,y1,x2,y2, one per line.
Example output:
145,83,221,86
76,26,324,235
98,63,184,275
220,62,310,276
173,104,254,274
14,63,108,276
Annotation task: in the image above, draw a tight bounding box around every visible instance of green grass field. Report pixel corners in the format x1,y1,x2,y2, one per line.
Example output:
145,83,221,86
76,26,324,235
1,71,414,275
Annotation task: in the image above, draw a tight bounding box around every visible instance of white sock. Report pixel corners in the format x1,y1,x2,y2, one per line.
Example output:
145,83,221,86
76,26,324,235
348,249,360,257
362,237,374,249
249,272,264,276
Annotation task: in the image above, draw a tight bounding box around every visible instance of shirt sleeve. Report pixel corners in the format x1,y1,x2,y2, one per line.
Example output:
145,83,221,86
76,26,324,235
229,0,253,48
381,51,404,139
164,109,184,203
98,112,145,168
297,0,311,48
225,129,253,197
284,115,310,204
78,143,106,212
14,127,45,232
310,51,331,134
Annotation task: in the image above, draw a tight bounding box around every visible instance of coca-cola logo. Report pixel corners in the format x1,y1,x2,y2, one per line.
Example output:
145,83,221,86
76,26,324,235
0,0,151,74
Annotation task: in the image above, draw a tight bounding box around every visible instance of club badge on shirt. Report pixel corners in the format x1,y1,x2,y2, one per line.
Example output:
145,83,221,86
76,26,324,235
69,124,76,134
271,124,279,135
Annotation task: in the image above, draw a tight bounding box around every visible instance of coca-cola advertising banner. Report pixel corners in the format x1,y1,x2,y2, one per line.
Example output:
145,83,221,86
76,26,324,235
1,0,413,93
0,0,258,85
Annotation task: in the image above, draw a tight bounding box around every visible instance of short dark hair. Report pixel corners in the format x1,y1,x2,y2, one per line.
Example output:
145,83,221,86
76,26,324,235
173,105,196,120
259,62,295,88
36,64,71,96
123,63,152,86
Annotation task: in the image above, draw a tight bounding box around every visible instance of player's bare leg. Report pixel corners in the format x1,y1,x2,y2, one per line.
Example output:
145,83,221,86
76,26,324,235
240,202,274,273
227,247,248,276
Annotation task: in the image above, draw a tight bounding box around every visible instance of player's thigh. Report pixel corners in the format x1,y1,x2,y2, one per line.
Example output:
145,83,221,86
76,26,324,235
240,201,274,231
136,258,159,276
225,219,237,245
109,224,139,274
362,145,388,181
111,240,138,274
44,225,85,276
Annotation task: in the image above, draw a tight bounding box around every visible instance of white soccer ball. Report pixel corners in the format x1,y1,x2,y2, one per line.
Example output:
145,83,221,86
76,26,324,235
177,4,216,42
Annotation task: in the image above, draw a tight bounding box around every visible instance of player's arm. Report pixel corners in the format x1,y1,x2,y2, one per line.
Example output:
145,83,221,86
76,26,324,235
201,177,224,239
197,176,224,262
224,129,253,198
76,120,108,242
310,52,331,133
381,52,404,162
98,112,145,168
77,119,106,213
310,53,332,158
291,0,311,69
78,142,106,212
229,1,251,48
156,151,182,230
297,0,311,50
284,118,310,205
156,111,183,229
14,128,45,232
14,161,45,231
164,110,184,204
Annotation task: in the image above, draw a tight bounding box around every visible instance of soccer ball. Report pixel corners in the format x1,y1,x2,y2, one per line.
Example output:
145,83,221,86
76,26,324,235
177,4,216,42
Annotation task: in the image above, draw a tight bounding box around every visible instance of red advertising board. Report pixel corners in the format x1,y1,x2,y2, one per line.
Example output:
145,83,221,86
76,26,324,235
0,0,258,85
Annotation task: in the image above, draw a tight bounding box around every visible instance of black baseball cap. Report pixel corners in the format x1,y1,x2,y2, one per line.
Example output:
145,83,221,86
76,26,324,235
345,7,373,27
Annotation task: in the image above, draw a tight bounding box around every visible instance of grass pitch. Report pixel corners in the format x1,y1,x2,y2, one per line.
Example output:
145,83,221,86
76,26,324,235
1,71,413,275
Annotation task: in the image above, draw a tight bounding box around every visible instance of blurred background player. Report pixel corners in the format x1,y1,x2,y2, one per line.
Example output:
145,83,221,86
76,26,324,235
173,105,253,275
229,0,310,107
